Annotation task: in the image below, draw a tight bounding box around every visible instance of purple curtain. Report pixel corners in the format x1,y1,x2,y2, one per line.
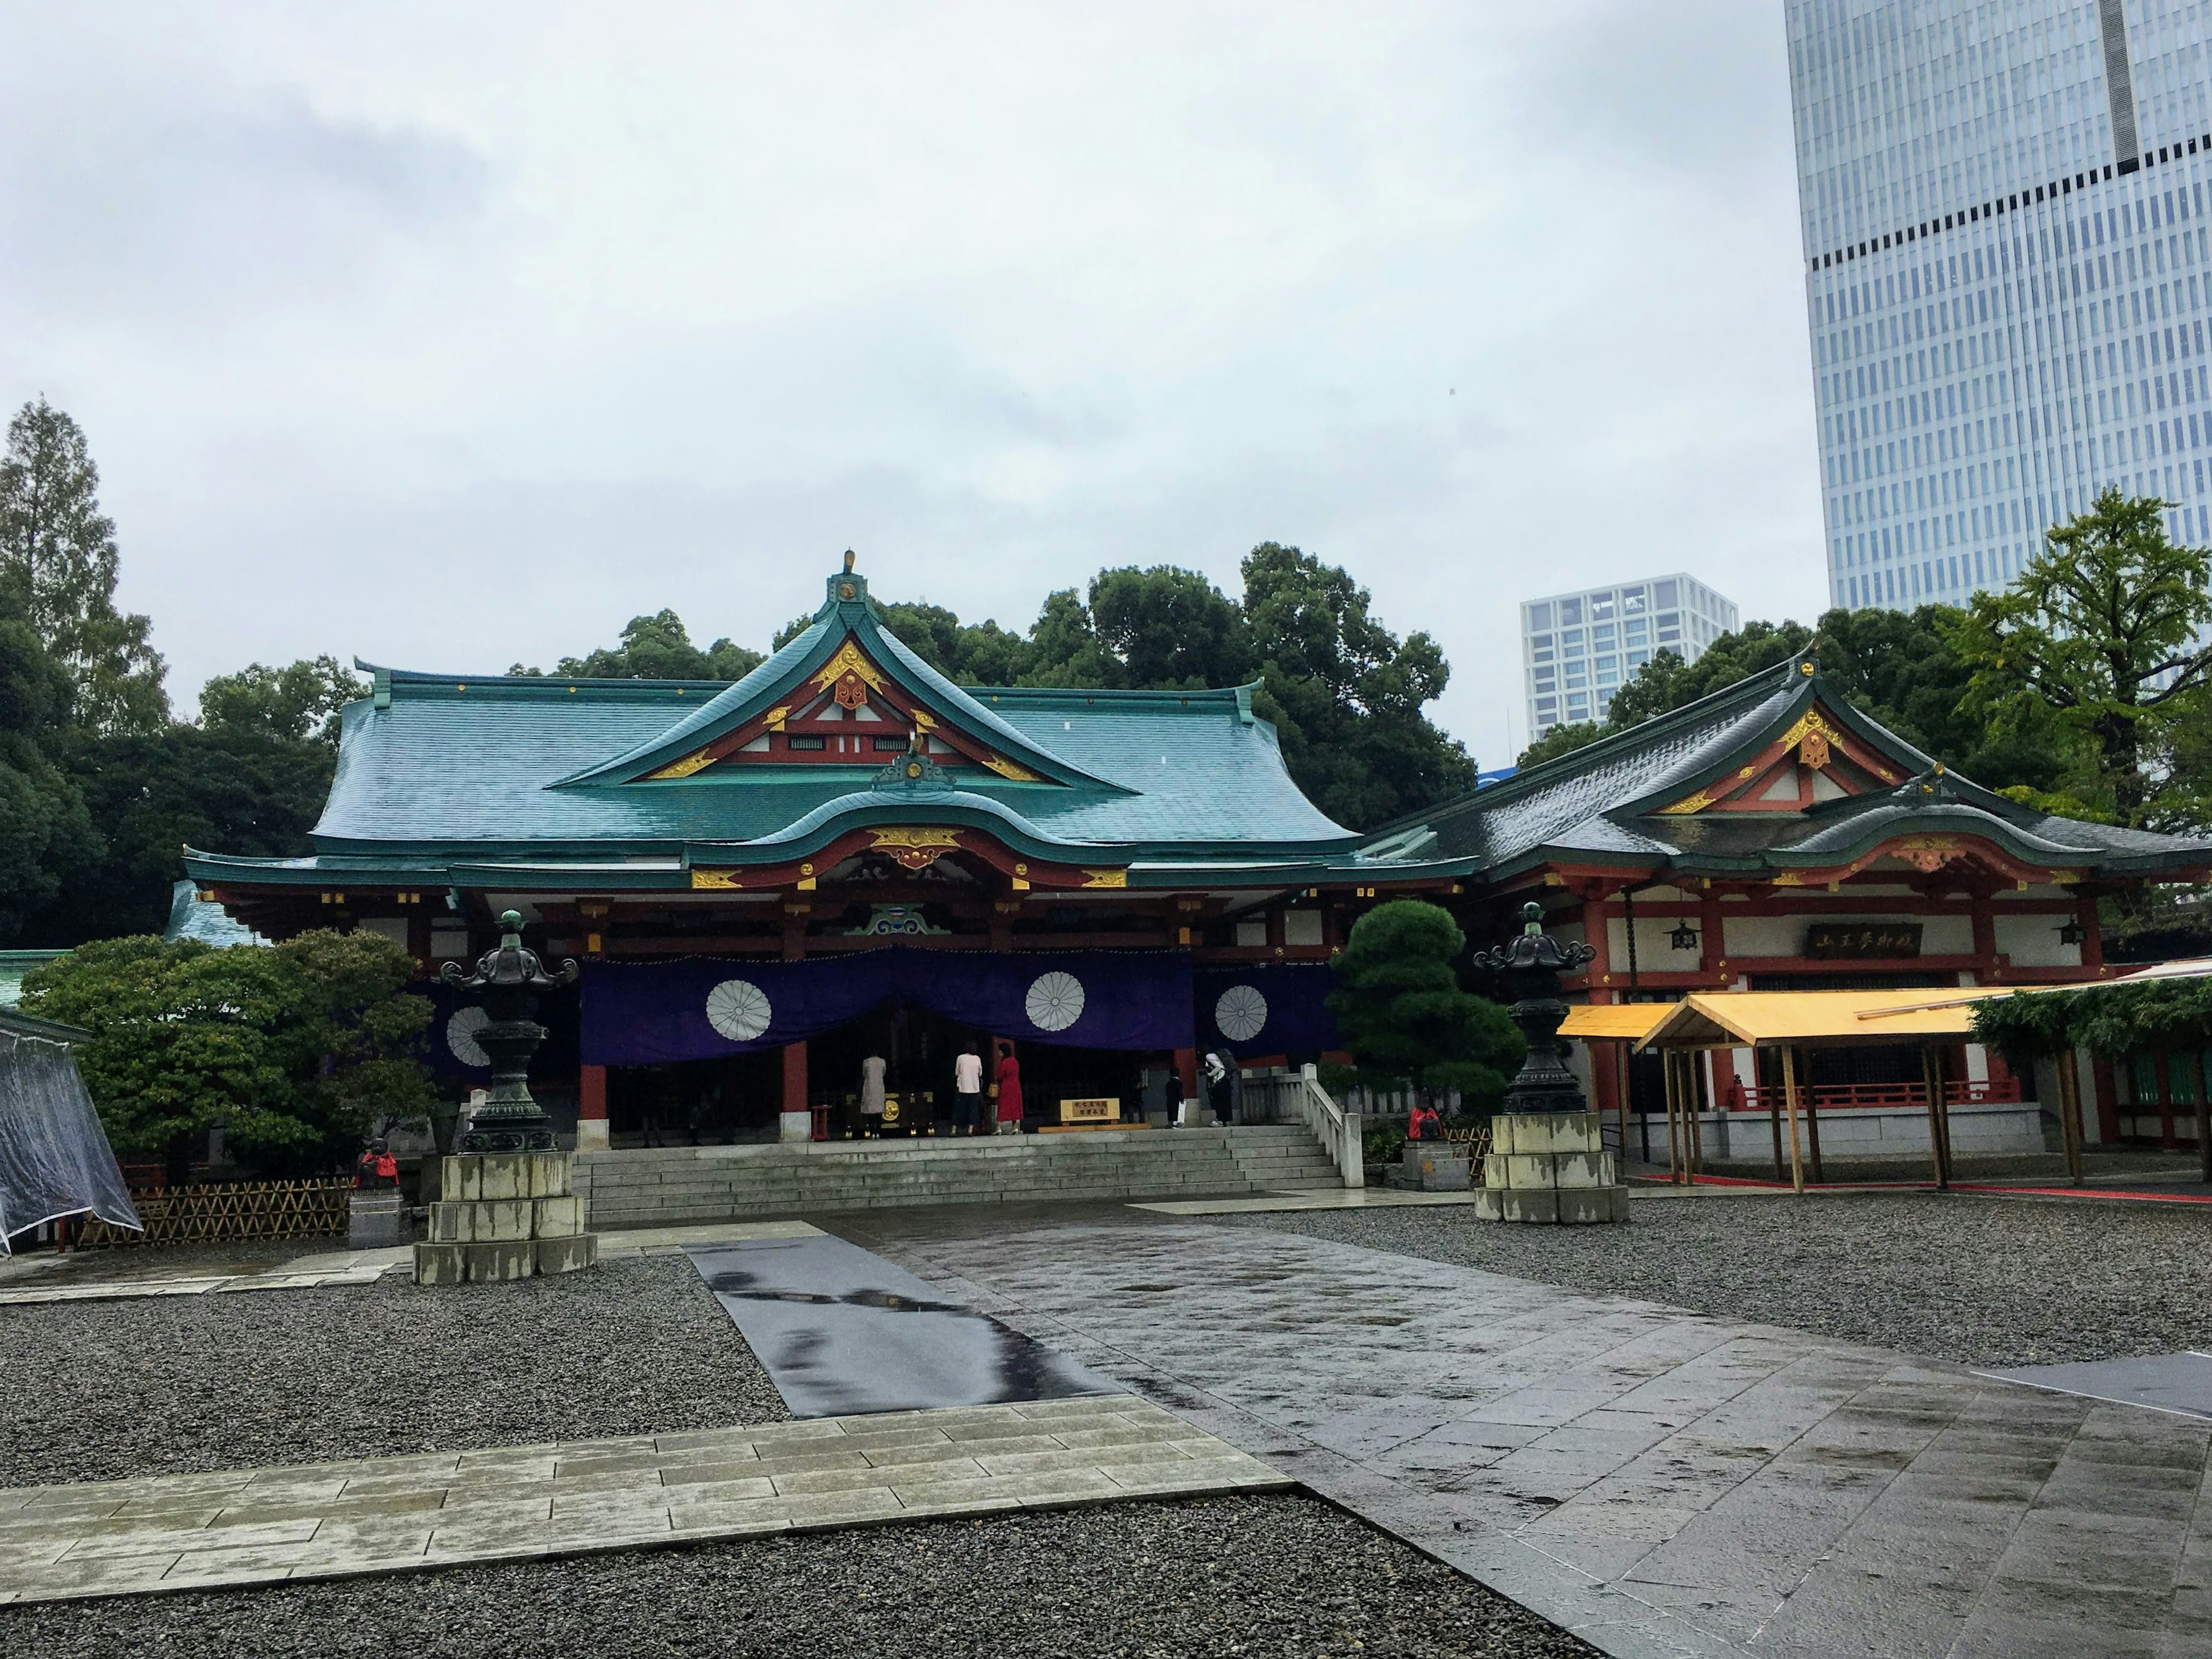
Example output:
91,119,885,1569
582,949,1195,1066
1192,964,1340,1059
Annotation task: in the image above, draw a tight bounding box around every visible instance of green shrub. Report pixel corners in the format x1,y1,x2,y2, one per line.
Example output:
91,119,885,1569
21,929,433,1177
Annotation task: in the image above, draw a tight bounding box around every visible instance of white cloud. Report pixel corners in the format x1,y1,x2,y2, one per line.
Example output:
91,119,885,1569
0,0,1821,767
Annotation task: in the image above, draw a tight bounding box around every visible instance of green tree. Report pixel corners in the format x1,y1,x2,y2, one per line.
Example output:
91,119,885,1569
1243,544,1475,827
26,725,335,945
20,929,431,1180
199,656,362,746
0,602,97,940
1514,719,1606,769
0,399,168,735
1949,489,2212,828
1325,900,1522,1103
520,609,766,681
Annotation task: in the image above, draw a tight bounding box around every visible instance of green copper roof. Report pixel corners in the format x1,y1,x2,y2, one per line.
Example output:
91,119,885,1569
1366,654,2212,882
187,562,1365,886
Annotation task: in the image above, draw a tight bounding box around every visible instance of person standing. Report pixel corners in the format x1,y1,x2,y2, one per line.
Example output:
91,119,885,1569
954,1043,985,1135
994,1043,1024,1134
861,1052,888,1137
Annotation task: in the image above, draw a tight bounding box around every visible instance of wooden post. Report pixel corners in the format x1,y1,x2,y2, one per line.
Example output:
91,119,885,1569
1766,1051,1787,1181
1779,1044,1806,1194
1921,1045,1948,1188
1662,1047,1681,1183
2154,1051,2179,1150
1620,1050,1634,1175
2057,1048,2086,1187
1687,1052,1705,1176
1800,1048,1824,1187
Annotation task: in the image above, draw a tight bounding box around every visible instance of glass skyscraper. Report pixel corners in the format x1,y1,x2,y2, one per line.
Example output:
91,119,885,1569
1789,1,2212,612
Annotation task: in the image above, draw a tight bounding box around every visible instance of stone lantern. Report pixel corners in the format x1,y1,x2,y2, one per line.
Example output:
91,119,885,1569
414,911,599,1283
1469,903,1630,1225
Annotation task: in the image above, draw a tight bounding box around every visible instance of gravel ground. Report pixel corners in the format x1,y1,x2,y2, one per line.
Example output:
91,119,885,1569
1237,1191,2212,1367
0,1256,787,1488
0,1494,1593,1659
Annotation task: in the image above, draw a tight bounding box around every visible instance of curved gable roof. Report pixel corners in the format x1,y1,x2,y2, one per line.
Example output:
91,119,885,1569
556,570,1115,790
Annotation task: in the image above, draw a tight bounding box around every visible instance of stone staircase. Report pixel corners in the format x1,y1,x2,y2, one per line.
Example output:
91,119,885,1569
574,1124,1344,1231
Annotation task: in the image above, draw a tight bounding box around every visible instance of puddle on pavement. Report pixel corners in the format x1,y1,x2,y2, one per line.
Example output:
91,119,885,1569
687,1233,1126,1418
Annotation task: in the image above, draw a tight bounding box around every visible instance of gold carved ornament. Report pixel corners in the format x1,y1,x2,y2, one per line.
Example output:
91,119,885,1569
647,749,715,781
810,641,888,695
833,670,870,710
981,753,1042,782
1799,731,1831,770
869,826,963,870
1082,869,1128,889
691,869,744,889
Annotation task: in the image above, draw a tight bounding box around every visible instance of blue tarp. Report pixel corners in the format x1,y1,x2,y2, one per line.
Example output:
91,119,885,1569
0,1015,139,1250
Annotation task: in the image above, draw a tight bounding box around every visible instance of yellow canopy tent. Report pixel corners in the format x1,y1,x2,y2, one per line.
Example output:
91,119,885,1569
1594,984,2071,1192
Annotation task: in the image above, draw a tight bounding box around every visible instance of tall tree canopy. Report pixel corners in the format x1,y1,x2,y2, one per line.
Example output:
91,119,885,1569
770,548,1473,828
199,656,362,747
514,609,766,682
0,399,167,736
1949,488,2212,830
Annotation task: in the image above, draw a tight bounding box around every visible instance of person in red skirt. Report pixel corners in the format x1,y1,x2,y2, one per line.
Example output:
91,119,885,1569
994,1042,1024,1135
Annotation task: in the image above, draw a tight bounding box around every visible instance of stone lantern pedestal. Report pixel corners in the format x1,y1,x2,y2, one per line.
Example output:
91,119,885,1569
415,1150,597,1283
1474,1113,1629,1224
1470,903,1630,1226
412,911,600,1283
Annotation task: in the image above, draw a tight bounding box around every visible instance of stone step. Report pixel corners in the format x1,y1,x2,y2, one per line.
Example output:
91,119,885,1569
574,1124,1338,1225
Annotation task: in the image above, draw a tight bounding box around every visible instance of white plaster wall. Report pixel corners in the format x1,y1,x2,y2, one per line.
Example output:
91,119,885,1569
1721,914,1803,959
1918,915,1974,956
1608,913,1705,975
1994,912,2083,968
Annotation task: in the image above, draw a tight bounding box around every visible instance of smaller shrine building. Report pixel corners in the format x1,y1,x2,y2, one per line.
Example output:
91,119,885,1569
185,558,2212,1153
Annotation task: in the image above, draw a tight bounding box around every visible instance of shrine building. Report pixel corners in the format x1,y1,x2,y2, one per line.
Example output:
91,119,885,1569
187,555,2212,1156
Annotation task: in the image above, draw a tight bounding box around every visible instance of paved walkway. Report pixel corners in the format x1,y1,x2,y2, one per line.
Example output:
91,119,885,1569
841,1207,2212,1659
0,1395,1285,1605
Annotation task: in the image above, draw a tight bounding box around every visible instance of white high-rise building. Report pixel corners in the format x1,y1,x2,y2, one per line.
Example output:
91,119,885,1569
1789,1,2212,613
1522,575,1740,740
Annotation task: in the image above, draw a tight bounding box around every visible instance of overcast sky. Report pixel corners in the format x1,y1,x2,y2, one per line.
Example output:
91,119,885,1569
0,1,1817,768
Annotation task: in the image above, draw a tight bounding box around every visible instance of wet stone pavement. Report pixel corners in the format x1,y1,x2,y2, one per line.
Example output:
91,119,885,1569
834,1205,2212,1659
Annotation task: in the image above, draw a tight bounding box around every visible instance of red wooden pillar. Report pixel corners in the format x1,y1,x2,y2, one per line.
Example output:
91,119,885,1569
2076,893,2104,972
2154,1050,2178,1150
1699,888,1725,984
781,1041,810,1141
1968,892,1997,983
578,1063,608,1152
2092,1054,2121,1144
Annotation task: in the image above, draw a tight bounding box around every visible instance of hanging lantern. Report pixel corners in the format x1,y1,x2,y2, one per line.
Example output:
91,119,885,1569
1669,920,1701,952
2056,917,2087,946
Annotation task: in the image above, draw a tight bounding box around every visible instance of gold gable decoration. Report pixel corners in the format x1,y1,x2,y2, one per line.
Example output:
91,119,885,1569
981,753,1043,782
809,641,888,695
869,826,964,871
691,869,744,889
1082,868,1128,889
649,749,716,781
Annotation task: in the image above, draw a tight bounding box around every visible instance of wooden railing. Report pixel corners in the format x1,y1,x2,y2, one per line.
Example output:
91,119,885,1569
74,1179,351,1248
1733,1078,2022,1113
